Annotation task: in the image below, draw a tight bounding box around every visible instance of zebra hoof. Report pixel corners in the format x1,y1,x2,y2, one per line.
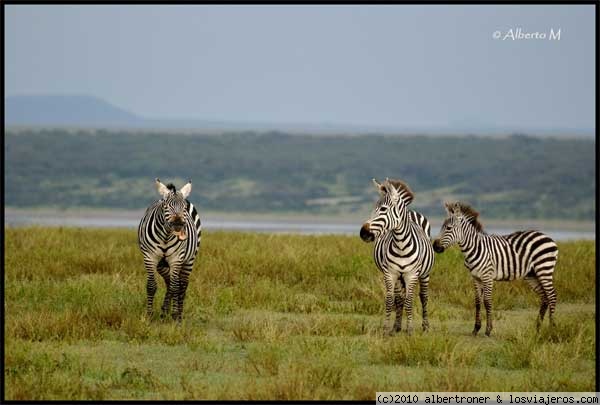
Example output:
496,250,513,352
485,329,492,337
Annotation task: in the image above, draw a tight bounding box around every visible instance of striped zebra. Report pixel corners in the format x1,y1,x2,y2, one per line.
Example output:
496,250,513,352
138,179,202,321
360,178,435,335
432,202,558,336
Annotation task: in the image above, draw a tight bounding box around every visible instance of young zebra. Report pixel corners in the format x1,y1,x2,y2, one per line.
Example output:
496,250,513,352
360,178,435,335
138,179,202,321
432,202,558,336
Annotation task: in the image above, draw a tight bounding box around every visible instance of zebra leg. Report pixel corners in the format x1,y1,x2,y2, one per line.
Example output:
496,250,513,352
393,278,406,332
142,256,159,319
472,279,483,336
482,278,494,336
175,263,193,322
168,265,182,322
383,273,399,336
419,276,430,332
156,258,172,318
539,275,557,328
403,273,419,335
525,277,548,330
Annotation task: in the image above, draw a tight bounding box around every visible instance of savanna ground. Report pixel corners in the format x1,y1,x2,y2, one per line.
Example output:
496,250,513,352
4,228,596,400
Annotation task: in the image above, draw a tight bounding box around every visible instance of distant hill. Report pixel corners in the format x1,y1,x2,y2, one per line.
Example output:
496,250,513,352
4,94,594,137
5,94,144,127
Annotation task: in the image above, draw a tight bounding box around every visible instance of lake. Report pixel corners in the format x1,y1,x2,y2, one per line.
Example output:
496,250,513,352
4,209,595,241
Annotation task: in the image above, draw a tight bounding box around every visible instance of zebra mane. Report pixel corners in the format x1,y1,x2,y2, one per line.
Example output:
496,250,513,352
384,179,414,204
166,183,177,193
454,202,484,232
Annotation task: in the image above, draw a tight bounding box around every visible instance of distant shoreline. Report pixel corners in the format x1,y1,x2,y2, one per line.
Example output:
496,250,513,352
5,125,595,139
5,207,595,235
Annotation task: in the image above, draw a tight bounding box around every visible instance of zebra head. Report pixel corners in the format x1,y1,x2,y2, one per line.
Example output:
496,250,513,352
360,178,414,242
433,202,478,253
156,178,192,241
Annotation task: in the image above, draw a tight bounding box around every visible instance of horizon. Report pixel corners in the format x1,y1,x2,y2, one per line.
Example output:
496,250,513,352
4,94,594,136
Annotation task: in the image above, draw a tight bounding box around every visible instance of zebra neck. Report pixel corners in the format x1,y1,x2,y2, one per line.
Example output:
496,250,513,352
153,205,170,240
458,223,482,254
390,207,410,240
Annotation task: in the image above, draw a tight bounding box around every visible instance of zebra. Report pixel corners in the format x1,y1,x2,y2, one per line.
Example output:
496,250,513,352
432,202,558,336
138,178,202,321
359,178,435,335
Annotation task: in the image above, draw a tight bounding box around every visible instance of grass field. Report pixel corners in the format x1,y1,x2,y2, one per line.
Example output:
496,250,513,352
4,228,596,399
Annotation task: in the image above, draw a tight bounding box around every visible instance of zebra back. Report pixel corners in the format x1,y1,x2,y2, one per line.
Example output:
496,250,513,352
186,200,202,249
502,230,558,275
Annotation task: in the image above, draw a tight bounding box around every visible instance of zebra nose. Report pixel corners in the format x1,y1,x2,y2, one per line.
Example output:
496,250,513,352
171,216,184,229
360,223,375,242
433,239,445,253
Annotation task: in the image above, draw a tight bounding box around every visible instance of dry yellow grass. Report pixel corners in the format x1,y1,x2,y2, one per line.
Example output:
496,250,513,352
4,228,596,399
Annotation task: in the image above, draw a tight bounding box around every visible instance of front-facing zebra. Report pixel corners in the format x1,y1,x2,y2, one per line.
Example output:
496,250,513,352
138,179,202,321
360,178,435,335
433,202,558,336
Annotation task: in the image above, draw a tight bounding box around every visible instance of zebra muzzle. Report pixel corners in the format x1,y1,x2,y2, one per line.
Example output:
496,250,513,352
173,229,187,241
432,239,445,253
360,223,375,242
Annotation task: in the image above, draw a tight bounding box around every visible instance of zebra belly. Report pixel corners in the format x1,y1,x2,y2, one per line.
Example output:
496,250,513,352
492,263,532,281
466,255,526,281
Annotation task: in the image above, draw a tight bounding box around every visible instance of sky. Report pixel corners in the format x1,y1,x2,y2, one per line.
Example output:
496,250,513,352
5,5,595,131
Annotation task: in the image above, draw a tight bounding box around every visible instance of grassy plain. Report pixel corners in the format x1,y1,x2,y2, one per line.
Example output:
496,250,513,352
4,228,596,399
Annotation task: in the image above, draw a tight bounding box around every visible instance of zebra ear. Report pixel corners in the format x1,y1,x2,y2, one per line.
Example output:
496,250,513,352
383,179,399,201
156,178,170,198
444,202,453,215
451,202,464,217
453,202,461,213
180,181,192,199
372,178,385,194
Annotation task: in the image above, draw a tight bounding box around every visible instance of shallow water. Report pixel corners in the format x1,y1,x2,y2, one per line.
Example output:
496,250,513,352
4,211,595,241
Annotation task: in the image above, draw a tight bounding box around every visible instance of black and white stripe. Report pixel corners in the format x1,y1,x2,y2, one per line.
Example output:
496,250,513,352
433,202,558,336
138,178,202,321
360,178,435,335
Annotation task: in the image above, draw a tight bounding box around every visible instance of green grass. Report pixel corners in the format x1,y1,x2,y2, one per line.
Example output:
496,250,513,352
4,227,596,399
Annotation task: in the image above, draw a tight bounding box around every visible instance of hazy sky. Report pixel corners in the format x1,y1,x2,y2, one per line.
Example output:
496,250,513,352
5,5,595,130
